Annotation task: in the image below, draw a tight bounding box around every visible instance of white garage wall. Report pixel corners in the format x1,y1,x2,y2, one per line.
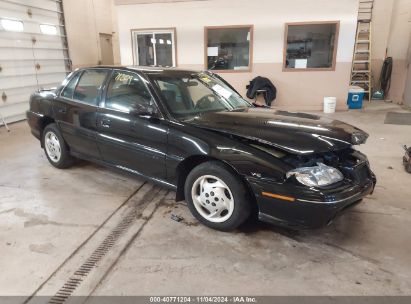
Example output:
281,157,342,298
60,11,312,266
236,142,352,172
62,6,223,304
115,0,359,110
371,0,411,104
384,0,411,104
62,0,121,68
0,0,70,124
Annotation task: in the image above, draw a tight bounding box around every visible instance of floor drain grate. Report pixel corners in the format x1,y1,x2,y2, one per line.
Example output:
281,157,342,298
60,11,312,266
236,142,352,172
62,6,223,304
48,184,160,304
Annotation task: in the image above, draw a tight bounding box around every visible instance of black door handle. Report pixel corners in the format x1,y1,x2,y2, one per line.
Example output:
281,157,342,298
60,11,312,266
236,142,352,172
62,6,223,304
101,119,111,128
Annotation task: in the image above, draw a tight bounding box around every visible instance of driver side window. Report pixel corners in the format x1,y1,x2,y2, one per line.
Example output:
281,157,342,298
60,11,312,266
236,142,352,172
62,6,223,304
105,71,154,113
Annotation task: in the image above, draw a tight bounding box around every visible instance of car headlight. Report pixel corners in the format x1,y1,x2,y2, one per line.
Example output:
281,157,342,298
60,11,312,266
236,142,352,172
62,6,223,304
286,163,344,187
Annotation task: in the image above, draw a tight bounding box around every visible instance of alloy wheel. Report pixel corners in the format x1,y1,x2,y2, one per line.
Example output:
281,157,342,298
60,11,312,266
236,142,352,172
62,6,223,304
44,131,62,163
191,175,235,223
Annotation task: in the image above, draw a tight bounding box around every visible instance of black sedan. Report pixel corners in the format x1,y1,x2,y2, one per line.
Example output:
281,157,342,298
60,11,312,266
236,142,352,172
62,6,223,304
27,66,376,231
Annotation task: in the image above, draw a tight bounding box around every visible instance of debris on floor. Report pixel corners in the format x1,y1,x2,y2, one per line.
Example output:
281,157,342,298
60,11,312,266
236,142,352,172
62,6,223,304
403,145,411,173
171,214,184,222
170,213,199,226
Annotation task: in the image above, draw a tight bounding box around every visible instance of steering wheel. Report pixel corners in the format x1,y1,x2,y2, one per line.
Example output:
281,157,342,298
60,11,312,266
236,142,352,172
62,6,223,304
195,94,217,110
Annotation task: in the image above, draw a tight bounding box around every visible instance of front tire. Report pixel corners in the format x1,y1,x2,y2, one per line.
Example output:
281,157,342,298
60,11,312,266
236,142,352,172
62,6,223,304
42,123,74,169
184,161,251,231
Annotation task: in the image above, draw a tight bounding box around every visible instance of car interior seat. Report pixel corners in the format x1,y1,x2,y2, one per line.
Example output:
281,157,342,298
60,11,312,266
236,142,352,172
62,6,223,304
162,90,186,112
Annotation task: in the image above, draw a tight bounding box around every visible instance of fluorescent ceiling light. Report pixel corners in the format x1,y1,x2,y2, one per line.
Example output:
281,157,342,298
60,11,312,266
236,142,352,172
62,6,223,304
166,40,172,45
159,39,164,44
150,38,156,44
40,24,57,35
1,19,24,32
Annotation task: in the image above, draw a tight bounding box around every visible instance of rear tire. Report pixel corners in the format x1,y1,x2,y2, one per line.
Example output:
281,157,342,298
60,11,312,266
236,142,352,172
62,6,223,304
42,123,74,169
184,161,251,231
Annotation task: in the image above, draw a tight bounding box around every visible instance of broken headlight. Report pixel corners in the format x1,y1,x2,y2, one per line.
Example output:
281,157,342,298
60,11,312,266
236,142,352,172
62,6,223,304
286,163,344,187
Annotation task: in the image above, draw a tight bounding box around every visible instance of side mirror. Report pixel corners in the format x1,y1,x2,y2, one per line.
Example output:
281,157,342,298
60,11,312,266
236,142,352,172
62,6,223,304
130,104,160,118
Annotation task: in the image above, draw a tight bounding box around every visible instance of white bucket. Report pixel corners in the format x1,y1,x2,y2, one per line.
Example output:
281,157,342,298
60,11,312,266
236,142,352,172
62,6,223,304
323,97,337,113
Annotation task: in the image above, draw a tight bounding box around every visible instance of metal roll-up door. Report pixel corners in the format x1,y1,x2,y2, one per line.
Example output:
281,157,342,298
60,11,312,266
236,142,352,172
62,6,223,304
0,0,70,124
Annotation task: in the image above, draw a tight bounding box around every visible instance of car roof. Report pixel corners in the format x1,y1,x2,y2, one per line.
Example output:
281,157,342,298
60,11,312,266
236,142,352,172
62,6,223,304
85,65,201,75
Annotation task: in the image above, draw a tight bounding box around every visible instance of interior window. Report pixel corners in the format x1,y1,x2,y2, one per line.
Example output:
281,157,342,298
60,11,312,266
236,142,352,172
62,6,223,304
105,71,154,113
61,72,81,99
132,29,176,67
73,69,108,105
206,26,252,71
284,22,339,70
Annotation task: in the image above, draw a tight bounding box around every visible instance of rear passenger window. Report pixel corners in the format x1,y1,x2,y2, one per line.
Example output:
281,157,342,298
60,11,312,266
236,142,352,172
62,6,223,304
73,69,108,105
61,72,81,99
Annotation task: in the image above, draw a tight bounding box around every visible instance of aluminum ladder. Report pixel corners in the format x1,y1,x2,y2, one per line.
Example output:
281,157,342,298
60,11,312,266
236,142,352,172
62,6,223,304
350,0,374,100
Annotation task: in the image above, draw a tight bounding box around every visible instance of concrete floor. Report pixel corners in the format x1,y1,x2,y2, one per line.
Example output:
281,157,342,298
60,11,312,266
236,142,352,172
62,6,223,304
1,101,411,299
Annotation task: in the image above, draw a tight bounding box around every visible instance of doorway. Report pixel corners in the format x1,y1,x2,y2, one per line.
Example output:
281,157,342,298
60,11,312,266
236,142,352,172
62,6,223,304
99,33,114,65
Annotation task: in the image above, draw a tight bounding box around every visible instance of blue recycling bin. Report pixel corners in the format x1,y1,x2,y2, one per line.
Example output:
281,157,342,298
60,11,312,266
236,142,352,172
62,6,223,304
347,86,365,109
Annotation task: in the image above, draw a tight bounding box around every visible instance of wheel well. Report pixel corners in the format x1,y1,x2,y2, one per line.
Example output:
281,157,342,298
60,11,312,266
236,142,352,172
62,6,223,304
175,155,257,212
39,116,55,147
175,155,216,201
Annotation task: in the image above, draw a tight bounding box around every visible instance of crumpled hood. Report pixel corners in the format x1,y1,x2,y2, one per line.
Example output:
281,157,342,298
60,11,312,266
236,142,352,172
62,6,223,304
185,108,368,155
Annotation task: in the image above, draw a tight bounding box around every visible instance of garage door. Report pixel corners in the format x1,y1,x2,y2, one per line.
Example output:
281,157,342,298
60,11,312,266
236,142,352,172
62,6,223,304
0,0,70,124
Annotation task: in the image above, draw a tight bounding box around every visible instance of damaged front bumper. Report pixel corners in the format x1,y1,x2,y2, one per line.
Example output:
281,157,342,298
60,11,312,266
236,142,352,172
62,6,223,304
247,170,376,230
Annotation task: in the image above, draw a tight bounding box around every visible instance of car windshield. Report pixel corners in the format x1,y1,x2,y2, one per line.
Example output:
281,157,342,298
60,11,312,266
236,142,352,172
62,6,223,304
149,72,251,119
